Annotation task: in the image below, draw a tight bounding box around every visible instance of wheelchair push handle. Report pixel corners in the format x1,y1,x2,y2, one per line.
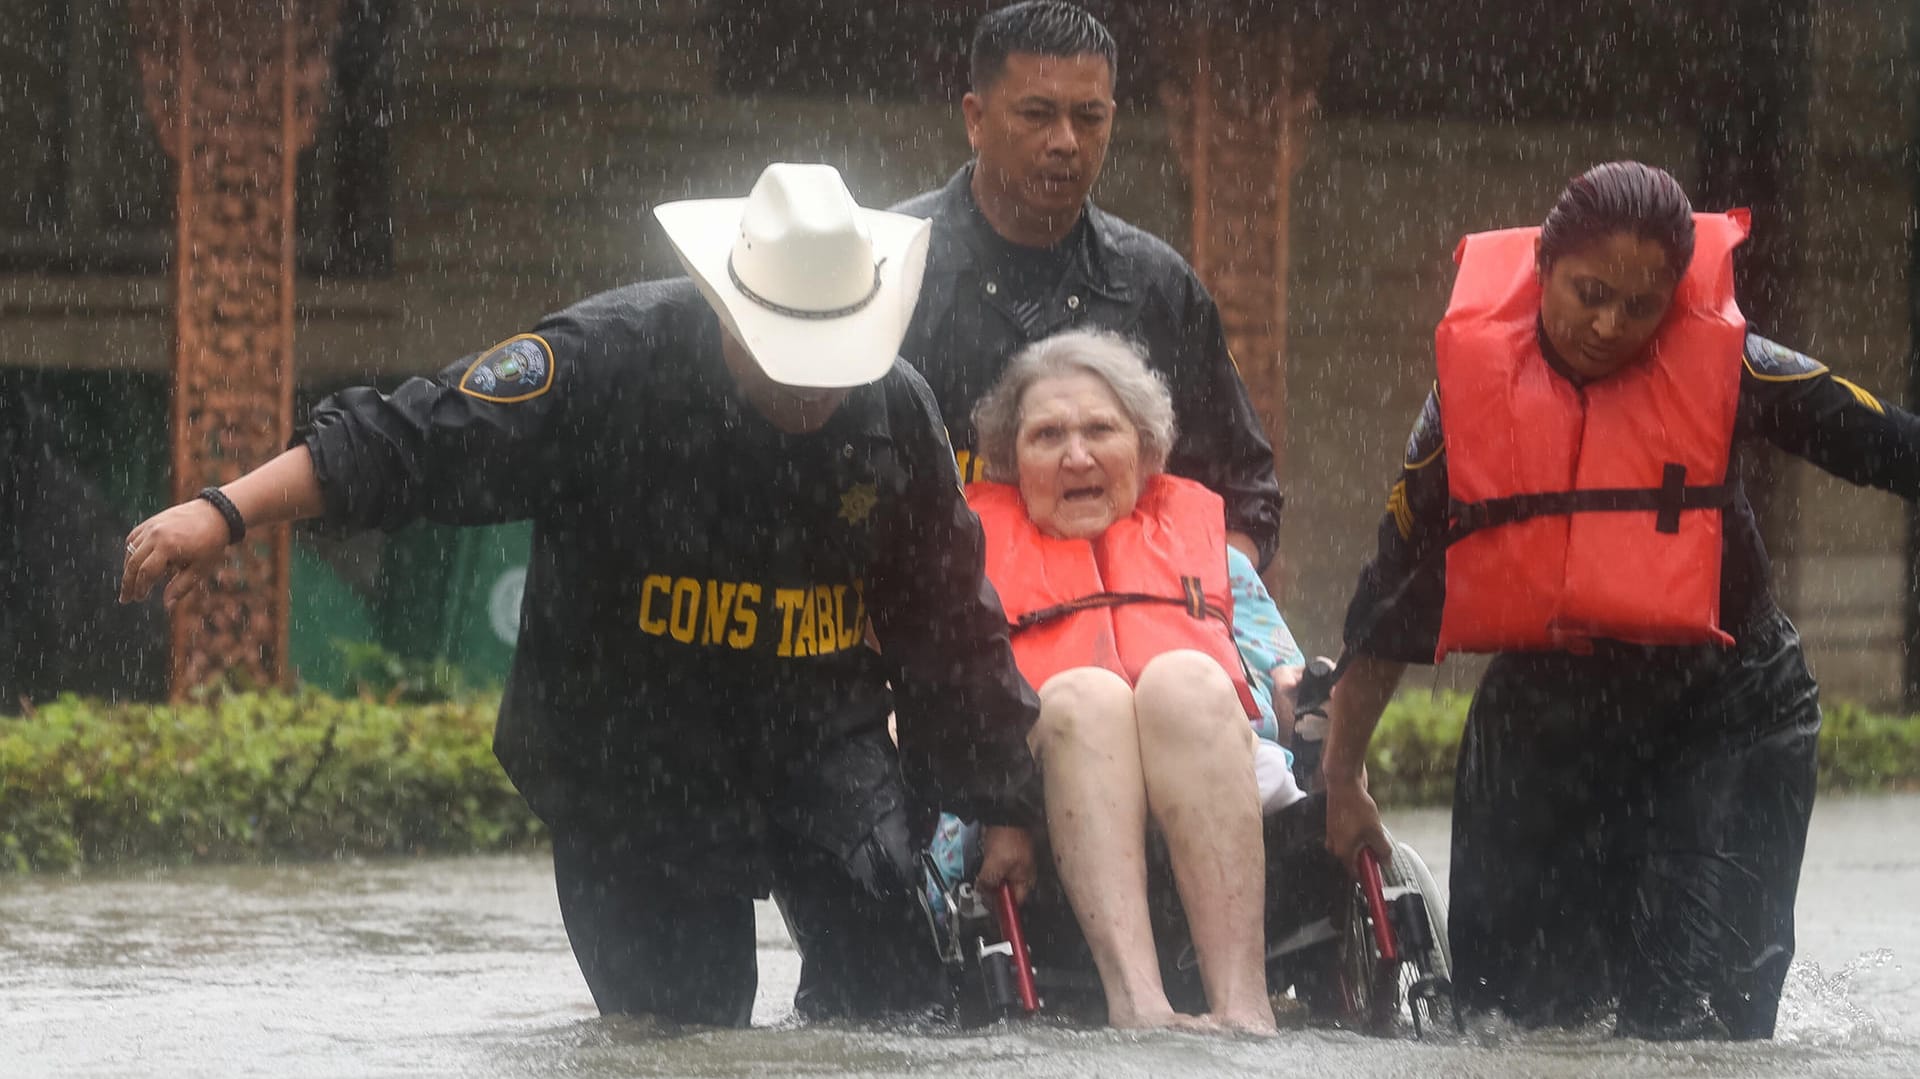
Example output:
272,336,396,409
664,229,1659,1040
1295,655,1340,718
1356,847,1400,964
1288,656,1340,792
992,883,1041,1014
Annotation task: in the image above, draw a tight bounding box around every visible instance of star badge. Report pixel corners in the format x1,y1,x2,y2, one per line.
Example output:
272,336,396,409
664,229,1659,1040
839,483,878,526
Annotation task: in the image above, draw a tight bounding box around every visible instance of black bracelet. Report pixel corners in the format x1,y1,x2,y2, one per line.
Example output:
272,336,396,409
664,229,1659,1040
197,486,246,545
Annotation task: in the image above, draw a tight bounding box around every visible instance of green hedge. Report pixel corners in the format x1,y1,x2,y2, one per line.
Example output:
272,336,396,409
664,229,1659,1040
3,688,1917,872
1363,692,1920,806
1365,692,1476,807
1810,700,1920,792
0,689,542,872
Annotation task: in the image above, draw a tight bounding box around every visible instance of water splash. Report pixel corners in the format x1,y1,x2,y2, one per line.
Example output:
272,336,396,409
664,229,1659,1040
1774,950,1907,1046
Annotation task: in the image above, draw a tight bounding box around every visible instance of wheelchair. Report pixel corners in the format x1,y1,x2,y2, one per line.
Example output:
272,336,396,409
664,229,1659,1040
919,660,1458,1036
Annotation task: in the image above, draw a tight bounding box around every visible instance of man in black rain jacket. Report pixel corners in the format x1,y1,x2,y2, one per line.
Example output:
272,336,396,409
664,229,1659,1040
893,0,1284,569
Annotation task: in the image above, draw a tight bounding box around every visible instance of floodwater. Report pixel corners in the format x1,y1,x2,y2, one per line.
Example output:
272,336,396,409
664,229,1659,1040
3,797,1915,1078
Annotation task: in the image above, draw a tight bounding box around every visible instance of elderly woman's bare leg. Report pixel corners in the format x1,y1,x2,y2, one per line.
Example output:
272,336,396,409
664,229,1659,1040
1133,651,1275,1034
1031,667,1191,1029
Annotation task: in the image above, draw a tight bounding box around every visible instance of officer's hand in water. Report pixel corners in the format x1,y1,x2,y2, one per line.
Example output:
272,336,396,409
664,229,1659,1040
1325,775,1394,874
975,825,1038,904
120,498,232,608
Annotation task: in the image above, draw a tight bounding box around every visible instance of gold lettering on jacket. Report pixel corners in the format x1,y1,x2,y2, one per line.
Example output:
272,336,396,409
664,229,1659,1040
951,449,989,484
637,575,860,655
773,582,867,657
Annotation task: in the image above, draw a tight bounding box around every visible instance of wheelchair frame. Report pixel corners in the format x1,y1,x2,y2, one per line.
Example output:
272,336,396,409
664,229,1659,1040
920,800,1459,1036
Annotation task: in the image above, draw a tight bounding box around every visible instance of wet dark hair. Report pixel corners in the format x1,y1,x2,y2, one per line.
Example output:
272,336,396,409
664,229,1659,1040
1538,161,1696,279
970,1,1117,93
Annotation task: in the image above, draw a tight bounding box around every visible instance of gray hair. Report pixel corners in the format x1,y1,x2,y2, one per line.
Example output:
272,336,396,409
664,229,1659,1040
971,329,1177,483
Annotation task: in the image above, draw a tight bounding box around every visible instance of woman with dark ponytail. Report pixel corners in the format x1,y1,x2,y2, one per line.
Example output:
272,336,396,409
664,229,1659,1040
1321,161,1920,1039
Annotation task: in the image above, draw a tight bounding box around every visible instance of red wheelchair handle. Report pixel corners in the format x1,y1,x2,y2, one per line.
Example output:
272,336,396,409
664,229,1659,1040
1357,847,1400,963
992,883,1040,1013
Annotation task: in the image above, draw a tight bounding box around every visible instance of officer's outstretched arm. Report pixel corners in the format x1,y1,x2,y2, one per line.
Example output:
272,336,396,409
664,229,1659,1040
120,445,326,608
1744,336,1920,498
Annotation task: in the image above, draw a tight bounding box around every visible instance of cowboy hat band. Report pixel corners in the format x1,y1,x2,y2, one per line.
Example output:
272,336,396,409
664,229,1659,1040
727,254,886,321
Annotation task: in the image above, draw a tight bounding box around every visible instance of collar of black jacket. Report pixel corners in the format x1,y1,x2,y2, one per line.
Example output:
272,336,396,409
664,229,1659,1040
923,165,1135,304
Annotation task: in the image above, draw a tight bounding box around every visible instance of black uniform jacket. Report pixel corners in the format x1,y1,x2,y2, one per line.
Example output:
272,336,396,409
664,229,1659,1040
892,167,1285,568
1347,334,1920,661
302,279,1043,889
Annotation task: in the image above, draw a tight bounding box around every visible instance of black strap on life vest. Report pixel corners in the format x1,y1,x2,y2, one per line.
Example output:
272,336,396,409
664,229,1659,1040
1009,576,1263,697
1304,463,1734,714
1447,463,1732,542
1010,576,1223,634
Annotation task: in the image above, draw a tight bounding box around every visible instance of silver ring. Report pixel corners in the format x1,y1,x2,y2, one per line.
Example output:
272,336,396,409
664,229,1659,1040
126,542,136,555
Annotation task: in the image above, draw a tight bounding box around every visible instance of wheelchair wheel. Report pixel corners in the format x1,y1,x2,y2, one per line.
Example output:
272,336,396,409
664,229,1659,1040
1288,878,1390,1028
1380,840,1457,1035
1389,842,1450,973
1291,839,1454,1035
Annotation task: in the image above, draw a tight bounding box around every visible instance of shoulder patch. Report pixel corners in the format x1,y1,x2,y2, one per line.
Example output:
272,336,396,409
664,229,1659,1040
459,334,556,403
1743,334,1827,382
1404,389,1444,469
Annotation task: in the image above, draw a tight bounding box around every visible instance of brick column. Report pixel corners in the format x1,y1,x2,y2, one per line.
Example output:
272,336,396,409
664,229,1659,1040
1159,8,1320,492
132,0,341,695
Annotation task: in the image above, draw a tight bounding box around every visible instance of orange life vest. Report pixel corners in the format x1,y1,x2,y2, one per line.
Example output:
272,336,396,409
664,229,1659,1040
1433,211,1750,658
967,475,1259,717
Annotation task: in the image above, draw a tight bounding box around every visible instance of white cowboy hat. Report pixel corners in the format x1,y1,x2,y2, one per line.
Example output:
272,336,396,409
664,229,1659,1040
654,163,933,388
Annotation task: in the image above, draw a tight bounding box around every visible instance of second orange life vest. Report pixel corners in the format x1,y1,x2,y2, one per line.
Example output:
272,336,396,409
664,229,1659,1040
1433,210,1750,657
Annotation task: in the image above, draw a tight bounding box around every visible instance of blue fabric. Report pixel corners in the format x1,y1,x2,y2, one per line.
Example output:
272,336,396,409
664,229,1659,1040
927,811,980,888
1227,546,1303,745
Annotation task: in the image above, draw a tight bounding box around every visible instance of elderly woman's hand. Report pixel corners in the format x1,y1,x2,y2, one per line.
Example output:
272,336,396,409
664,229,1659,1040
975,825,1038,905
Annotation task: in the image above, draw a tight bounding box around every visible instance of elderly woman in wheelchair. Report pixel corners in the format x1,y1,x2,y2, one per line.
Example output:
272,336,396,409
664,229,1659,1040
927,329,1309,1033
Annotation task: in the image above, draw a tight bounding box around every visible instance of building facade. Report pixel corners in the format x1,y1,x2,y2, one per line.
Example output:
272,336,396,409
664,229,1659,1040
2,0,1914,706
